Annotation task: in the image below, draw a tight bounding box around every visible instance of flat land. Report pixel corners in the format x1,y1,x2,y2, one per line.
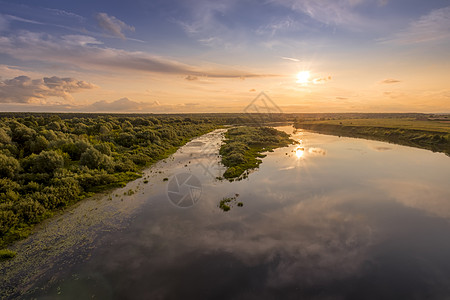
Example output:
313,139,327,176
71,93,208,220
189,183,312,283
294,118,450,156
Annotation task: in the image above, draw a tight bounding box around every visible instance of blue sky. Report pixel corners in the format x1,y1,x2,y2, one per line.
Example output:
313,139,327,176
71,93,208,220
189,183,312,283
0,0,449,112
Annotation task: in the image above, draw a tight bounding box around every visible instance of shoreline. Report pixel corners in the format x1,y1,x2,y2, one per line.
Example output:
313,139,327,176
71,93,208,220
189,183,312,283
294,122,450,156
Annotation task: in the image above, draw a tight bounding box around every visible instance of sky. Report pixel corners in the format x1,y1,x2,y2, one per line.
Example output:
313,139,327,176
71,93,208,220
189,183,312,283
0,0,449,113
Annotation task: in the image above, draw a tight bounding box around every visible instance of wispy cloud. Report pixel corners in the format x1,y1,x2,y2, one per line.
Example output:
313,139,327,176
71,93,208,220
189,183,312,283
0,31,275,79
0,75,97,103
96,12,135,39
184,75,198,81
272,0,366,27
380,79,401,84
0,13,45,31
381,6,450,44
45,8,85,23
0,97,207,113
312,75,332,84
173,0,246,48
256,17,305,36
281,56,301,62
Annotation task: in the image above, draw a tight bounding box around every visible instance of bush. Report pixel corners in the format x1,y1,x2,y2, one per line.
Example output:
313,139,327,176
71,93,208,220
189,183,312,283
0,154,20,178
29,150,64,174
0,208,18,236
13,199,46,223
80,148,113,170
0,128,11,144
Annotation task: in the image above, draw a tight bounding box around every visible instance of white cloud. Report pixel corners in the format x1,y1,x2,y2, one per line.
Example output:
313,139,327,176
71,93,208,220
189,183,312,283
280,56,301,62
381,6,450,44
95,12,135,39
0,75,97,103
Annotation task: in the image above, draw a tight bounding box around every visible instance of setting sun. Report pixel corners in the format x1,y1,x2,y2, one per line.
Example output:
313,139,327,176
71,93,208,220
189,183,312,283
295,147,305,158
296,71,310,85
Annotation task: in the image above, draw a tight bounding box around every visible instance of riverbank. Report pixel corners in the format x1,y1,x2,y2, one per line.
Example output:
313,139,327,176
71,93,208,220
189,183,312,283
294,118,450,156
0,115,219,250
0,129,226,299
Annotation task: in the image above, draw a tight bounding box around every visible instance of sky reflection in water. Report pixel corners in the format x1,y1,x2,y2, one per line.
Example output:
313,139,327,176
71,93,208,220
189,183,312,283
32,127,450,299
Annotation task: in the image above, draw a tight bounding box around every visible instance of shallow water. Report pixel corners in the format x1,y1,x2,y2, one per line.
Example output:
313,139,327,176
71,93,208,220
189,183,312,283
2,126,450,299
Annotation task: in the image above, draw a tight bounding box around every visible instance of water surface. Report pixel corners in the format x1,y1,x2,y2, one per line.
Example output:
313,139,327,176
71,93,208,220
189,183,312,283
3,126,450,299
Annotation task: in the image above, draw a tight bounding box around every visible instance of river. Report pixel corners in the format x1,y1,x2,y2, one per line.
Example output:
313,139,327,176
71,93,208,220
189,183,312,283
2,126,450,299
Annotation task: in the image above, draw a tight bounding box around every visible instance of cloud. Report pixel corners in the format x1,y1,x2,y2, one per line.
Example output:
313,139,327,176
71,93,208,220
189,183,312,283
273,0,366,26
80,98,203,113
0,31,275,79
85,97,157,112
380,79,401,84
0,13,45,32
96,12,135,39
256,17,305,36
281,56,301,62
312,75,332,84
173,0,248,49
381,6,450,44
46,8,85,23
185,75,198,81
0,75,97,103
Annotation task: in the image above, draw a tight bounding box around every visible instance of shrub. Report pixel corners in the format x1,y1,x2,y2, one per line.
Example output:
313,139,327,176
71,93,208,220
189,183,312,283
80,148,112,170
0,154,20,178
29,150,64,174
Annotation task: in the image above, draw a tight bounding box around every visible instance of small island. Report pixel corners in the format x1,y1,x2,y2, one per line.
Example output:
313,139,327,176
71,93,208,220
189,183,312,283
219,126,294,180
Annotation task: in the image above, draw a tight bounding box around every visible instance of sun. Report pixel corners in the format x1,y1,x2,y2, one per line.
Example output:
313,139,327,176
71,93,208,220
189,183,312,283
295,147,304,158
296,71,310,84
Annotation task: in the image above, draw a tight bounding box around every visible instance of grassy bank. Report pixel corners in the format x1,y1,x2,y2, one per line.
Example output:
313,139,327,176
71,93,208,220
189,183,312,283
294,118,450,156
0,115,219,250
219,126,294,180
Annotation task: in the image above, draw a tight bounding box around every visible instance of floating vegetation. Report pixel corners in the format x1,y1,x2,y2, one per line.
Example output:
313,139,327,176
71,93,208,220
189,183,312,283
219,194,242,212
0,249,17,261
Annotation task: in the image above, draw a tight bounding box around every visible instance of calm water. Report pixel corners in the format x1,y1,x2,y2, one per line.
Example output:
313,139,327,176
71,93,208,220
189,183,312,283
3,126,450,299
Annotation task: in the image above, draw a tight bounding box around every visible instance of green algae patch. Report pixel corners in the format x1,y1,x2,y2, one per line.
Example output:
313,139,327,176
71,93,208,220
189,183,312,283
0,249,16,261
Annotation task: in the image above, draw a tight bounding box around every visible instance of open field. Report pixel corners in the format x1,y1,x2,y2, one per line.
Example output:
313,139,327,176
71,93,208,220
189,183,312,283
294,118,450,156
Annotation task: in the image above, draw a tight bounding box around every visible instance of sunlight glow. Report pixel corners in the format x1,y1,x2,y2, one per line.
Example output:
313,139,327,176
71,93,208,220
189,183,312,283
296,71,310,85
295,147,305,158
